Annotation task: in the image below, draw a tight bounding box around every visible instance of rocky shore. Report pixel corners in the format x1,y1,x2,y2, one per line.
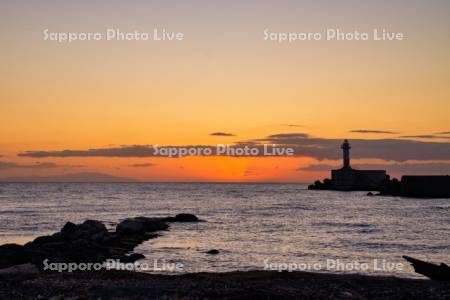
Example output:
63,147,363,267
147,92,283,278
0,213,202,270
1,214,449,299
1,269,450,299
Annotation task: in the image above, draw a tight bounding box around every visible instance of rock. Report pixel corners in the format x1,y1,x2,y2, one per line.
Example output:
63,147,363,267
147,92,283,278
26,234,62,248
116,219,147,235
116,217,169,235
39,241,66,252
143,233,160,240
174,213,200,222
0,244,30,268
0,263,39,274
143,218,169,232
61,222,78,235
206,249,220,255
108,247,129,257
164,213,201,222
60,223,79,241
90,232,106,242
308,179,333,190
367,192,374,196
79,220,107,234
121,253,145,263
0,215,198,270
379,176,402,196
403,256,450,281
71,238,89,248
101,233,121,246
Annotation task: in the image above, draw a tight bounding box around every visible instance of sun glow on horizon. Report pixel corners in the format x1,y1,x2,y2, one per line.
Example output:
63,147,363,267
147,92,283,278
1,1,449,181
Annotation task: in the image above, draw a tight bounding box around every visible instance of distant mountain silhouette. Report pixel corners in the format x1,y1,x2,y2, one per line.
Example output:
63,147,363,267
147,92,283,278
0,172,138,182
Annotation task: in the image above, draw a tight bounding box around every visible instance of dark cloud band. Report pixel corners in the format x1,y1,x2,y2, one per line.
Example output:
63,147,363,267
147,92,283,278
17,135,450,162
0,161,82,170
350,130,398,134
209,132,236,137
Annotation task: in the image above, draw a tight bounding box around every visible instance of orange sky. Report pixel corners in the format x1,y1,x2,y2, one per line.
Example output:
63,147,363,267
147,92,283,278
1,1,450,182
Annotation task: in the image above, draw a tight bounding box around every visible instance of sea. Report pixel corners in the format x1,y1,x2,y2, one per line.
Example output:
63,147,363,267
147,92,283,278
0,183,449,278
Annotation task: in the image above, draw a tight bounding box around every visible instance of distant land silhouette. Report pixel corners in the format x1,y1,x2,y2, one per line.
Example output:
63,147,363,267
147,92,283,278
0,172,138,183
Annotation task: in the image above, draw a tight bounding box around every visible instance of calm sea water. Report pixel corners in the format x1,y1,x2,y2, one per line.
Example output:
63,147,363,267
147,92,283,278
0,183,449,278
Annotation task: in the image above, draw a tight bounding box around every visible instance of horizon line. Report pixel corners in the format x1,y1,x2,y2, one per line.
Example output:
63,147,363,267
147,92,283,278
0,181,311,184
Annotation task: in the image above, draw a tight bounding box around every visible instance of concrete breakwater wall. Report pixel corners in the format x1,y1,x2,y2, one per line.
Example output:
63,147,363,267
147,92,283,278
401,176,450,198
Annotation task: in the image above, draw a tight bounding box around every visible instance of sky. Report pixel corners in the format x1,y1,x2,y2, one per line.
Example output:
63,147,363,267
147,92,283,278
1,0,450,182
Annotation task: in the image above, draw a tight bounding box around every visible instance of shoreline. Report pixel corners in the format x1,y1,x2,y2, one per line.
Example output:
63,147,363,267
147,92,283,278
1,269,449,299
1,212,449,298
1,214,448,281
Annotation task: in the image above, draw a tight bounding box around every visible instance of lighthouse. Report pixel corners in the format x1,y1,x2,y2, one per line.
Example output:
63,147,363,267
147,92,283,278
330,139,386,190
309,139,386,191
341,139,351,169
309,139,387,191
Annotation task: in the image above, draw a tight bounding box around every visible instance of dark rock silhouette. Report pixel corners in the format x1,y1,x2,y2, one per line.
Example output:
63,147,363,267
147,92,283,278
308,179,333,190
403,256,450,281
116,217,169,235
120,253,146,263
0,244,30,268
162,213,202,222
0,214,202,270
378,176,402,196
206,249,220,255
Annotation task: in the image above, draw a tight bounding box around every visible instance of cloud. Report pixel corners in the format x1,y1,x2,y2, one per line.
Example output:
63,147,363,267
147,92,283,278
265,133,309,139
17,134,450,162
398,135,450,140
399,135,438,139
298,162,450,175
129,163,156,168
297,164,338,172
281,124,304,128
435,131,450,135
0,161,82,170
256,135,450,161
0,172,137,183
350,130,398,134
18,145,155,158
209,132,235,137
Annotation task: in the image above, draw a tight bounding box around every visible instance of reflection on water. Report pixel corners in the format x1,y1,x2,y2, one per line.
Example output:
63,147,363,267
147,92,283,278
0,183,449,278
